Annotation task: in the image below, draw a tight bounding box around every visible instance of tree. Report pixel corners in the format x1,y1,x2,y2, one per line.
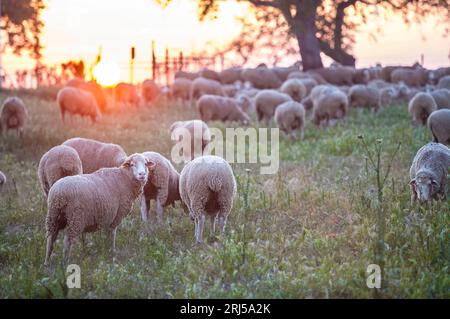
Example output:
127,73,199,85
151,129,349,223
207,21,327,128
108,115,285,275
156,0,449,70
0,0,46,60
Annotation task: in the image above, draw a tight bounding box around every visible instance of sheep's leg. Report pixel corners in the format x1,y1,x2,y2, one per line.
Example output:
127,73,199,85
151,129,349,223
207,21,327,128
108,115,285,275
217,215,228,236
300,127,304,141
195,214,206,243
63,233,72,265
44,233,57,266
210,215,216,237
110,227,117,254
156,199,164,224
140,195,149,222
410,184,417,205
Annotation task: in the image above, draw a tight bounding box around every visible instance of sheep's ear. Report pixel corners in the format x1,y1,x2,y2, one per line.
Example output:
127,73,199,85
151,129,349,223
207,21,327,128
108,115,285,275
121,159,131,168
409,179,416,186
430,179,438,186
145,159,156,170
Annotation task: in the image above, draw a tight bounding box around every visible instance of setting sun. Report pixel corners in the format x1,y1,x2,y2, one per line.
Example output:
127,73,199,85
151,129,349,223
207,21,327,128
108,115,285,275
92,58,121,87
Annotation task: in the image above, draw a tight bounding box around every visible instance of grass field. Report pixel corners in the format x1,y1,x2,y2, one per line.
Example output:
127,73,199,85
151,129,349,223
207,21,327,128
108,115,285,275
0,90,448,298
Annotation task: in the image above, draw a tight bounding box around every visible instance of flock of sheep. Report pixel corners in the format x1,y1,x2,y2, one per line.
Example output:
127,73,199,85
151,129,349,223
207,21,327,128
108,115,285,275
0,61,449,266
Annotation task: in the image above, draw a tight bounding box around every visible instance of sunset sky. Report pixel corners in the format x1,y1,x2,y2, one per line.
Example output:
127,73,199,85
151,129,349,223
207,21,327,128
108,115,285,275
3,0,449,84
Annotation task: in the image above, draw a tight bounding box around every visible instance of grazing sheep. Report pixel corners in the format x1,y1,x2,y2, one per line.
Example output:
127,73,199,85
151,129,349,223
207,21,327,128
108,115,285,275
274,101,306,140
234,94,254,115
199,68,221,82
379,87,397,107
368,79,390,90
288,71,327,84
0,97,28,137
66,78,107,112
171,78,192,103
254,90,292,122
0,171,6,192
140,152,181,223
296,78,318,95
44,153,155,265
309,67,355,86
241,67,282,89
57,86,101,124
222,84,239,97
175,70,199,81
427,109,450,145
380,66,410,82
408,92,437,125
170,120,211,161
38,145,83,197
271,63,301,82
353,68,370,84
430,89,450,109
190,77,224,102
391,68,431,87
197,95,250,124
115,82,141,107
301,84,331,110
433,67,450,83
219,67,242,84
348,85,380,112
62,137,127,174
141,79,160,104
280,79,307,102
179,155,237,243
409,142,450,207
437,75,450,90
312,87,349,126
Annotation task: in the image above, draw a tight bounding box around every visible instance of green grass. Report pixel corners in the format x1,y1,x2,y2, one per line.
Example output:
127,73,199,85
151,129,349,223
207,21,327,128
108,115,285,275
0,91,448,298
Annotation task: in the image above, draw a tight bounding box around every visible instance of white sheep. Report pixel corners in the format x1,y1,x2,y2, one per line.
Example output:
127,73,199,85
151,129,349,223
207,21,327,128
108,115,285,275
408,92,437,125
197,95,250,124
348,85,380,112
170,120,211,161
141,79,161,105
0,97,28,137
254,90,292,122
312,87,349,126
427,109,450,145
241,67,282,89
179,155,237,243
190,77,224,102
62,137,127,174
309,67,355,85
0,171,6,192
44,153,155,265
391,68,431,87
219,67,243,84
140,152,181,223
38,145,83,196
430,88,450,109
274,101,306,140
115,82,141,107
437,75,450,90
301,84,332,110
280,79,307,102
171,78,192,104
57,86,101,124
66,78,107,113
409,142,450,208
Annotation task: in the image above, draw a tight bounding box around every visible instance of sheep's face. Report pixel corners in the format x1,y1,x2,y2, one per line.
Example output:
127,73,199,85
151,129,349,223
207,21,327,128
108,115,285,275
410,172,439,204
122,154,155,183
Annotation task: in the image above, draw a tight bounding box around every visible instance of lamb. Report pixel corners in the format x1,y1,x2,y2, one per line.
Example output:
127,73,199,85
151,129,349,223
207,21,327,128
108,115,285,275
254,90,292,122
437,76,450,90
115,82,141,107
348,85,380,112
140,152,181,223
66,78,107,112
62,137,127,174
427,109,450,145
430,89,450,109
171,78,192,103
274,101,306,140
391,68,431,87
170,120,211,161
312,87,349,126
0,171,6,192
241,67,282,89
0,97,28,137
409,142,450,208
38,145,83,196
219,67,243,84
197,95,250,124
190,77,224,102
141,79,160,105
280,79,307,102
44,153,155,265
179,155,237,243
408,92,437,125
57,86,101,124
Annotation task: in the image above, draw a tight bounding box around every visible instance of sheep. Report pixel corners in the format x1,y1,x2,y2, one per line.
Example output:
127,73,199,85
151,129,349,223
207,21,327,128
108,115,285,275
222,84,239,97
271,62,301,82
171,78,192,104
433,67,450,83
274,101,306,140
312,87,349,126
44,153,155,265
179,155,237,243
115,82,141,107
197,95,250,124
430,89,450,109
62,137,127,174
140,152,181,223
280,79,307,102
170,120,211,161
254,90,292,122
0,171,6,193
38,145,83,197
219,67,243,84
409,142,450,208
348,85,380,112
308,67,355,86
437,75,450,90
301,84,331,110
234,94,254,115
408,92,437,125
190,77,224,102
368,79,390,90
391,68,431,87
379,87,397,107
199,68,221,82
57,86,101,124
175,70,199,81
427,109,450,145
0,97,28,137
141,79,160,105
66,78,107,112
241,67,282,89
296,78,318,95
353,68,370,84
288,71,327,84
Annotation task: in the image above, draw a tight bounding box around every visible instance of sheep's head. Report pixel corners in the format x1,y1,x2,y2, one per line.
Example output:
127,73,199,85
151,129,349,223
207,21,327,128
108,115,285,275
236,95,253,114
121,153,155,183
410,170,440,204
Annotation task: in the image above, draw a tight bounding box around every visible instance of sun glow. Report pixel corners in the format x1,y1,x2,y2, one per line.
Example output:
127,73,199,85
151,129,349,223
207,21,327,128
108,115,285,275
92,58,121,87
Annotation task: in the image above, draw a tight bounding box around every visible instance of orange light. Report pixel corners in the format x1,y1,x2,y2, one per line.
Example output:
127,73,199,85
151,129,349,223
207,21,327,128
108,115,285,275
92,58,121,87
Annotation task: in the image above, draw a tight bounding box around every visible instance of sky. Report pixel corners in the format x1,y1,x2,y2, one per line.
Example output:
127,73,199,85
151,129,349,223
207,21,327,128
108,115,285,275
2,0,449,85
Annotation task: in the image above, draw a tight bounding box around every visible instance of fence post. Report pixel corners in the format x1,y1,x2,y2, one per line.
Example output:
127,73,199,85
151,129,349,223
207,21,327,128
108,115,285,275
130,46,135,84
165,47,169,86
152,41,156,82
179,51,184,71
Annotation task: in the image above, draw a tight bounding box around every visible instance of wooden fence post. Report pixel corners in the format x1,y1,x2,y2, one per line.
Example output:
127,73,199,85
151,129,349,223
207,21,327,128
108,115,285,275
152,41,156,82
165,48,169,86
